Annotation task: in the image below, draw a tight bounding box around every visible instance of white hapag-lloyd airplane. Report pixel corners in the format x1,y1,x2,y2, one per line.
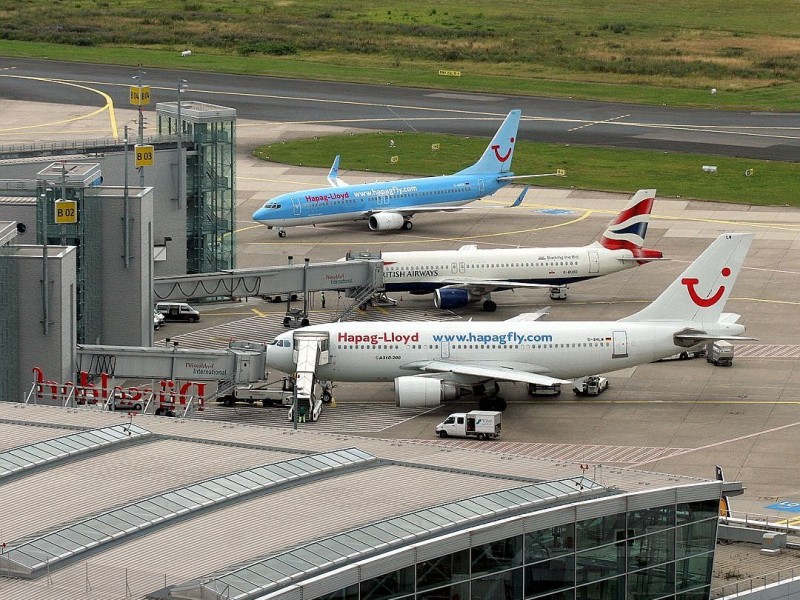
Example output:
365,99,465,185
354,188,662,312
266,233,754,411
251,110,561,237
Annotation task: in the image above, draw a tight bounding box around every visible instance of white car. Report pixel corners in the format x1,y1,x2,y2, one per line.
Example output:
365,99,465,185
153,309,166,330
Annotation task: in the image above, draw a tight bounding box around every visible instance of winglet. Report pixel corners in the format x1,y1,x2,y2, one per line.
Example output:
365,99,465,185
327,155,347,187
509,185,529,208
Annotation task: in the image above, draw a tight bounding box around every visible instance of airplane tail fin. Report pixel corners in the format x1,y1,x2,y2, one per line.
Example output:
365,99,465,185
593,189,662,262
621,233,753,323
455,110,521,176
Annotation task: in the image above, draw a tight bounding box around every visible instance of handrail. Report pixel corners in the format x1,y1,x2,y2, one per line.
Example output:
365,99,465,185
711,564,800,598
721,510,800,535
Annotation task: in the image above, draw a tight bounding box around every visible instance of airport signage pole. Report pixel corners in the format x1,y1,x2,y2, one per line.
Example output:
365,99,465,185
176,80,188,208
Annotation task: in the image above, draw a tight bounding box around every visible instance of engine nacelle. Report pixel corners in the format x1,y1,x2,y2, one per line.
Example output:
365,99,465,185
433,287,480,309
394,376,461,408
368,212,405,231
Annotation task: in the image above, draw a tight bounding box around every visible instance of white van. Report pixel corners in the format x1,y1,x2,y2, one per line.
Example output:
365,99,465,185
155,302,200,323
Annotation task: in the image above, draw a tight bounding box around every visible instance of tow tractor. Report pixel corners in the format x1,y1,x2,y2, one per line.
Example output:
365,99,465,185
573,376,609,396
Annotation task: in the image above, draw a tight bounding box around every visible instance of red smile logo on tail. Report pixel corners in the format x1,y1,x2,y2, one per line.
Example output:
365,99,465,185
492,137,514,162
682,267,731,307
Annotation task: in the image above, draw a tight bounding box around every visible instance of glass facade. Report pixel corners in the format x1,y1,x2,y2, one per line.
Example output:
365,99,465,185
312,500,719,600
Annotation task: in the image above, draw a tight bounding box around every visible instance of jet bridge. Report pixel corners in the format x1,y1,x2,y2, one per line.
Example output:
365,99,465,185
154,259,384,301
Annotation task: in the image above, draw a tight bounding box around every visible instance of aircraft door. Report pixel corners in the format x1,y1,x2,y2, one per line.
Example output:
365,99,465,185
588,250,600,273
450,261,466,275
478,179,485,195
291,197,302,216
612,330,628,359
441,340,451,359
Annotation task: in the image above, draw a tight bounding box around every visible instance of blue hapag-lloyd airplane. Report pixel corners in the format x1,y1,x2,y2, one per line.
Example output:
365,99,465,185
251,110,562,237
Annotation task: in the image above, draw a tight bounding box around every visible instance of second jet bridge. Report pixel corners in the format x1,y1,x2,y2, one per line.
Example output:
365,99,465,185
290,331,330,422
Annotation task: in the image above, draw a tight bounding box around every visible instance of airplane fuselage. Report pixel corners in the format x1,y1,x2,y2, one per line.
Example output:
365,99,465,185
382,245,633,293
252,173,506,227
266,320,745,383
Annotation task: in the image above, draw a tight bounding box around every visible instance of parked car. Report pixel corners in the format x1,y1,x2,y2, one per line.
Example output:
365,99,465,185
155,302,200,323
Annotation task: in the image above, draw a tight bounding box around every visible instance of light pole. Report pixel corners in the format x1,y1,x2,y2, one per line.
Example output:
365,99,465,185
176,79,188,208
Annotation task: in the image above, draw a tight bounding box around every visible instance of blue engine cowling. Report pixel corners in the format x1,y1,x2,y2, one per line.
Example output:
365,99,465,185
433,288,473,309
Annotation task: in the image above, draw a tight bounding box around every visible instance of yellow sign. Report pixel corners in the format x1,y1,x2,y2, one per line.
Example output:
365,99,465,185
431,143,441,151
130,86,151,106
54,200,78,225
390,155,399,164
438,69,462,77
135,145,155,167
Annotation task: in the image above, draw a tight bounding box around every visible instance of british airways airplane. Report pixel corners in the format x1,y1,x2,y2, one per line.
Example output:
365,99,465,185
252,110,559,237
351,189,662,311
267,233,754,411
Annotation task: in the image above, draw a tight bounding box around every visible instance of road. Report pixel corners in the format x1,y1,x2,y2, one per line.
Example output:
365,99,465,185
1,57,799,160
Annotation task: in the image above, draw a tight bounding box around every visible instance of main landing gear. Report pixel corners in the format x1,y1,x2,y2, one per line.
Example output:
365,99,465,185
475,382,507,411
402,219,413,231
277,228,287,238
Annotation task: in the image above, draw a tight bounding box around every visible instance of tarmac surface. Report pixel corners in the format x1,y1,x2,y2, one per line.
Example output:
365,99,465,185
3,97,800,537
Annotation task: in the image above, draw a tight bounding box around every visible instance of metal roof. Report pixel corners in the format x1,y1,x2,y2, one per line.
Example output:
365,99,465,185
0,423,150,480
172,477,604,600
0,448,374,578
0,403,718,600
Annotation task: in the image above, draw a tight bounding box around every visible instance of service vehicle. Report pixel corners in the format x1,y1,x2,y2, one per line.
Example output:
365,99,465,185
435,410,501,440
528,383,562,396
573,376,609,396
155,302,200,323
707,340,735,366
263,293,299,303
218,377,296,408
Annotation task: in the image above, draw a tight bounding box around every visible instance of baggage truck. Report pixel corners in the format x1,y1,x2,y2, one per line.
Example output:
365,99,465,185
435,410,501,440
707,340,735,366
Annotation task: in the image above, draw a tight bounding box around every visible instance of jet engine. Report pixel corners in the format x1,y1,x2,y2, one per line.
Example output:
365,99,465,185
368,212,406,231
434,288,475,309
394,377,461,408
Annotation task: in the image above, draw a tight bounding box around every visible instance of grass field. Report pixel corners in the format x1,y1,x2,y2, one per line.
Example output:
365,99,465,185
3,1,800,109
255,133,799,207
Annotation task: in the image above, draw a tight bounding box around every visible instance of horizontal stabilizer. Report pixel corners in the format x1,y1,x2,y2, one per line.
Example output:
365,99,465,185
674,333,757,345
498,169,566,181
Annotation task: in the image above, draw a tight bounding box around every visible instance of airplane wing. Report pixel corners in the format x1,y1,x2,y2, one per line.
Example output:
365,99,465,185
363,185,529,217
327,155,348,187
437,278,551,289
505,307,550,322
401,360,571,387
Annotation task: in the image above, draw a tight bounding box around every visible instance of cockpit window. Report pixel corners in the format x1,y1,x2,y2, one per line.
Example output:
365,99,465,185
263,202,281,210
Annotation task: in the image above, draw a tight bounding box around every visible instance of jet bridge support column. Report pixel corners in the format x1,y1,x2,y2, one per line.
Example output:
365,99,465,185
290,331,330,422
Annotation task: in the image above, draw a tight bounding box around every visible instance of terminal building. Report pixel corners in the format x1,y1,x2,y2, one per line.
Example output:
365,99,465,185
0,403,740,600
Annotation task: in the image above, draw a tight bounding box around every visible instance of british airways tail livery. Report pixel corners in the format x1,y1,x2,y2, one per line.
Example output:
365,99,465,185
360,189,662,311
266,234,754,411
252,110,559,237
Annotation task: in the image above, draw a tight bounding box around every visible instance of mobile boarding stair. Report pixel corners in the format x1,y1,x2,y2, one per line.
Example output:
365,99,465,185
290,330,330,422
